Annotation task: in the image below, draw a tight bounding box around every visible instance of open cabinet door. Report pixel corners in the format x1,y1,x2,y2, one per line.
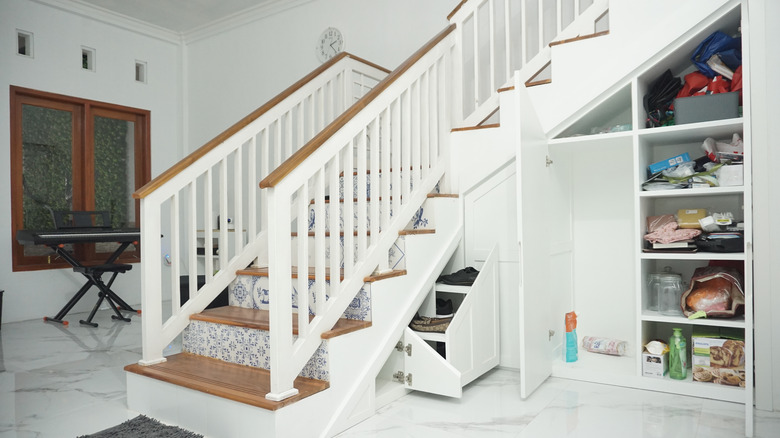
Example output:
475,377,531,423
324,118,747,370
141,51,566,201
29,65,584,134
513,78,553,399
402,328,462,398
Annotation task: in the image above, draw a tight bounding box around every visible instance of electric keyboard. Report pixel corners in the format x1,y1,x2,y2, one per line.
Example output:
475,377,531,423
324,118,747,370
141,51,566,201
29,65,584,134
16,228,140,245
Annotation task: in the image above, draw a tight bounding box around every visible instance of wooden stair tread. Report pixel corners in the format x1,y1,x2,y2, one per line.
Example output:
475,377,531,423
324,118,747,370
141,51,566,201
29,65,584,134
427,193,458,198
124,352,329,411
399,228,436,235
525,78,552,87
237,266,344,281
451,123,500,133
364,269,407,283
549,30,609,47
192,306,371,339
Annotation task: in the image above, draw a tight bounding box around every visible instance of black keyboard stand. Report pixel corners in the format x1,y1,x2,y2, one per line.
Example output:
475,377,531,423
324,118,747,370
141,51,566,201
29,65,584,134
43,241,139,327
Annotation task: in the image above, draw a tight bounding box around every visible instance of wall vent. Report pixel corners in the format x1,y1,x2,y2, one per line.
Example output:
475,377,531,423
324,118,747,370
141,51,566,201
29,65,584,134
82,46,95,71
17,30,33,57
135,60,147,83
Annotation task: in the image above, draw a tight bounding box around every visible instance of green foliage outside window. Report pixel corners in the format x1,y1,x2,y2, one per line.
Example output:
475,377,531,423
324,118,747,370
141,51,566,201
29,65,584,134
21,105,73,229
21,105,131,229
94,116,132,228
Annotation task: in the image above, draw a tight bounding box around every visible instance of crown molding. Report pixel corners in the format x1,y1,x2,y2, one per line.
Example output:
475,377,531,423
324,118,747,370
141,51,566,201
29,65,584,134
30,0,182,45
182,0,315,44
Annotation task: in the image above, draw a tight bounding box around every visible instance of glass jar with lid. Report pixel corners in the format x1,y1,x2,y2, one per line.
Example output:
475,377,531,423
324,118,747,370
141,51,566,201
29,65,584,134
658,269,684,316
647,266,677,312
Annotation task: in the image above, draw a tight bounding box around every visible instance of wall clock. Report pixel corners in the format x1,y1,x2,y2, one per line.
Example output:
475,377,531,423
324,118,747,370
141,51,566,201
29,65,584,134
317,27,344,62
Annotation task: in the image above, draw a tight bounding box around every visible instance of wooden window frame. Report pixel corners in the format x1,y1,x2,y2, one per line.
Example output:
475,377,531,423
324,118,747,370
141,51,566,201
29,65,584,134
10,85,151,272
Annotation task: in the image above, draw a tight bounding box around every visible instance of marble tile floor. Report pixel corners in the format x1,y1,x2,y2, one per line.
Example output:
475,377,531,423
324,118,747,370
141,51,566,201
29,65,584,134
1,308,779,438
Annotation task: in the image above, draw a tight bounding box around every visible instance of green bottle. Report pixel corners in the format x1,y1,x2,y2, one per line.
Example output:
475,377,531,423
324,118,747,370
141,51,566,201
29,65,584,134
669,328,687,380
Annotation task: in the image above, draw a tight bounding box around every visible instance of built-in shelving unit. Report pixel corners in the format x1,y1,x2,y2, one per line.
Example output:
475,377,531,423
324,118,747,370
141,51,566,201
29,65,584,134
544,2,751,434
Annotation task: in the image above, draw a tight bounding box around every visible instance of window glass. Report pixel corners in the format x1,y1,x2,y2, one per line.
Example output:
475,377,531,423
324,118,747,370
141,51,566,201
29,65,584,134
21,104,74,230
93,115,135,228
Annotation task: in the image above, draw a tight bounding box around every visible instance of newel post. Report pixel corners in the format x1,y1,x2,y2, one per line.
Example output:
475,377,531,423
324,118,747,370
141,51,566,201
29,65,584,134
265,186,299,401
139,197,166,365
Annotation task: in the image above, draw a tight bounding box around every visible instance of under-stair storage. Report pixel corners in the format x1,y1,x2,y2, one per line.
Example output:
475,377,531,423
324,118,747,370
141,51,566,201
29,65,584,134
376,245,499,403
513,2,753,435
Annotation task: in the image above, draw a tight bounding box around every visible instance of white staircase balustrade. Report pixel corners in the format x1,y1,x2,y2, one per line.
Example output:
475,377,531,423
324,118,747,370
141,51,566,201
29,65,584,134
261,26,456,400
134,54,389,366
450,0,608,126
131,0,612,406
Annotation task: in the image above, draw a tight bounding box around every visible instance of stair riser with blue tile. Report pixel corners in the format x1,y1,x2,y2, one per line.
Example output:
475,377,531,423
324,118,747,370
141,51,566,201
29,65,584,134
182,320,330,381
290,234,406,271
229,275,372,321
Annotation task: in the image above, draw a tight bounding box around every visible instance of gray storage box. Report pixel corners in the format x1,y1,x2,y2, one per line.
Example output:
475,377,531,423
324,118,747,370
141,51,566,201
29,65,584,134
674,91,739,125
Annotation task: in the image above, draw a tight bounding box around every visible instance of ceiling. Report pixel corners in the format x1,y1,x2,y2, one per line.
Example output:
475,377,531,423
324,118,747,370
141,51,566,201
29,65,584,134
80,0,299,33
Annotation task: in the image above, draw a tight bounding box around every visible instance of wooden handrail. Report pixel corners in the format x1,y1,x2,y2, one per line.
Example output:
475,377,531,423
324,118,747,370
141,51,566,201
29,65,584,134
447,0,470,21
259,24,457,189
132,52,389,200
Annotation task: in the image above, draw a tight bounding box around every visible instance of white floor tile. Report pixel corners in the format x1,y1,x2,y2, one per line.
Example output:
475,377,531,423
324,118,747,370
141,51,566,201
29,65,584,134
2,308,780,438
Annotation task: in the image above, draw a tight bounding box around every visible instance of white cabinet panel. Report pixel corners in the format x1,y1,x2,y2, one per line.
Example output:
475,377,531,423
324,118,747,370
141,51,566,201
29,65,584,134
513,80,554,399
402,328,462,398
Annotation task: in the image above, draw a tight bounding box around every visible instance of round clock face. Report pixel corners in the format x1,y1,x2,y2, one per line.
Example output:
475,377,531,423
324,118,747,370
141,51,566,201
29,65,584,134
317,27,344,62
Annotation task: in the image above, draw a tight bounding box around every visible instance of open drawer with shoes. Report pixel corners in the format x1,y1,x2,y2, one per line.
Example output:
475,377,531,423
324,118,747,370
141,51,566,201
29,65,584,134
378,245,500,400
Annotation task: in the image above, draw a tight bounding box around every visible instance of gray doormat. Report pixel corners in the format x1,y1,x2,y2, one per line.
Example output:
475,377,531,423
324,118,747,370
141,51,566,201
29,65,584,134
77,415,203,438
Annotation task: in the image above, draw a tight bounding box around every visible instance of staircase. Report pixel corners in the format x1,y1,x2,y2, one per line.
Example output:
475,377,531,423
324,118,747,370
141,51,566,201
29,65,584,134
122,0,733,436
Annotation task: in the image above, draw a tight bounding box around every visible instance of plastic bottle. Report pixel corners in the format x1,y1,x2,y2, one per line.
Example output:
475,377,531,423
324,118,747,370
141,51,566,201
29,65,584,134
669,328,687,380
565,312,578,362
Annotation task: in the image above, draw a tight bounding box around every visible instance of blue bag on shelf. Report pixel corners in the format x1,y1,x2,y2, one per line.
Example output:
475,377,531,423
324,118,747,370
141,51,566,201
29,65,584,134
691,31,742,78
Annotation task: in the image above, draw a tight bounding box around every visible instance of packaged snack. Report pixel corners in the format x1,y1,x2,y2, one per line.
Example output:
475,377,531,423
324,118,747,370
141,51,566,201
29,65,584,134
581,336,628,356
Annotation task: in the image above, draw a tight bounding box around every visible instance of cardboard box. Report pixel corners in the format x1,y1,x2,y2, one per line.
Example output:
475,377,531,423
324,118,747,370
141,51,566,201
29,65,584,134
642,349,668,378
691,327,745,386
648,152,691,174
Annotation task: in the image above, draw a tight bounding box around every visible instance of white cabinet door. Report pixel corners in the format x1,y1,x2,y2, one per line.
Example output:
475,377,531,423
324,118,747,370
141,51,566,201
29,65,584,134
402,328,462,398
514,83,553,399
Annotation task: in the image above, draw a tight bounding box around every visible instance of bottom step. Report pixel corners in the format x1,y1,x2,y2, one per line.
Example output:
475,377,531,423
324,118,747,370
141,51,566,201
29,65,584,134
124,352,329,411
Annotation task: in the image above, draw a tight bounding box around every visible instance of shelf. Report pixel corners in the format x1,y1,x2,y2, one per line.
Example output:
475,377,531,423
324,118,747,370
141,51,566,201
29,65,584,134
640,252,745,261
640,310,746,329
412,330,446,342
637,118,743,142
549,130,633,145
434,284,470,294
641,370,745,403
552,353,744,403
553,83,633,139
639,186,744,198
552,351,636,384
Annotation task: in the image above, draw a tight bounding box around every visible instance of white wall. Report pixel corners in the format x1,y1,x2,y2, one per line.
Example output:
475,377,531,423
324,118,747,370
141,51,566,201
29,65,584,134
0,0,182,323
184,0,459,149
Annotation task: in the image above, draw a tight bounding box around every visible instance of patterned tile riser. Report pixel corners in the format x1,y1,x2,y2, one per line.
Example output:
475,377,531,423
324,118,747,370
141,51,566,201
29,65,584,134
182,320,330,381
229,275,371,322
290,234,406,271
307,201,433,233
307,173,436,233
337,171,440,201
